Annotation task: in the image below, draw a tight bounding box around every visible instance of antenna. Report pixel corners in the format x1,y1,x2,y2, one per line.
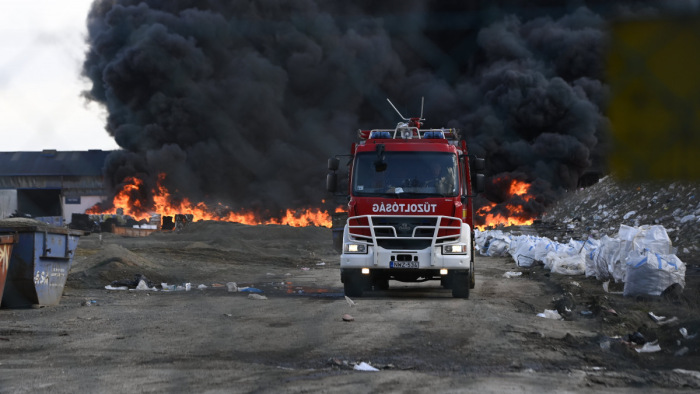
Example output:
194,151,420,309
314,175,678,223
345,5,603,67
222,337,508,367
386,98,408,121
386,97,425,122
419,96,424,120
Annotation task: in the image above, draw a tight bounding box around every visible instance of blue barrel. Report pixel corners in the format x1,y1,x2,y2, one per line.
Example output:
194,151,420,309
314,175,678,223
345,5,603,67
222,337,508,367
1,219,82,308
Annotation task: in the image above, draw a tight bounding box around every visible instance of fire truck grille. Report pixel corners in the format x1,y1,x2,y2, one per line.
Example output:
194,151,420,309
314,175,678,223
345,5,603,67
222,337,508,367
374,217,437,250
377,238,433,250
347,215,462,251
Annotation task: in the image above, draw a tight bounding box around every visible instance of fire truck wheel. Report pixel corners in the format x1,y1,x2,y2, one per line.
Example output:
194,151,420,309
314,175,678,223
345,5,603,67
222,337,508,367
344,271,364,297
451,274,470,299
470,260,475,289
373,275,389,291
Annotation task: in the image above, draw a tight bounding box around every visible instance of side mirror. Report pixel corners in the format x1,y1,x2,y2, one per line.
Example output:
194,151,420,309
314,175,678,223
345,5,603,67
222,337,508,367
328,157,339,171
475,173,485,194
326,173,338,193
472,157,485,172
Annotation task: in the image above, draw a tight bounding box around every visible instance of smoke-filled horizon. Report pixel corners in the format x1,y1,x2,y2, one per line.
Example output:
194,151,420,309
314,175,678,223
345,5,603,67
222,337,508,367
81,0,676,222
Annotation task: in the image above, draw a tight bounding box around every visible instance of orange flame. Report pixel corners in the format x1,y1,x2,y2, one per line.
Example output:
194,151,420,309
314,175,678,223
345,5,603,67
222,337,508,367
87,173,342,228
476,178,535,231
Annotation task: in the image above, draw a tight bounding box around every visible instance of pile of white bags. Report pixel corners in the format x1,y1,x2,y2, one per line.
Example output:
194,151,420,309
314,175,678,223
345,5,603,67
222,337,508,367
475,224,686,296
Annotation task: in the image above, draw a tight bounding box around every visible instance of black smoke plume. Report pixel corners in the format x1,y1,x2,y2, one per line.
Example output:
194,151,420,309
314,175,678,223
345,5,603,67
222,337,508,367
81,1,674,223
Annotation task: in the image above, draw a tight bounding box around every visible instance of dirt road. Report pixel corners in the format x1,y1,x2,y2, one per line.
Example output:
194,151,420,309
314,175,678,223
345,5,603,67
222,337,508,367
1,222,699,392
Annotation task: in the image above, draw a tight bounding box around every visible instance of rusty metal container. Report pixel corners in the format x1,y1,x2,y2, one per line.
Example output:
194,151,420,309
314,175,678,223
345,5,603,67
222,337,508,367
0,219,82,308
0,233,18,306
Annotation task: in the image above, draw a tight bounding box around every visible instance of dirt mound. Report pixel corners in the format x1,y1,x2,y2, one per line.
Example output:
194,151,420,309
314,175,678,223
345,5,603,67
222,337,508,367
150,221,336,259
68,244,166,289
69,222,337,289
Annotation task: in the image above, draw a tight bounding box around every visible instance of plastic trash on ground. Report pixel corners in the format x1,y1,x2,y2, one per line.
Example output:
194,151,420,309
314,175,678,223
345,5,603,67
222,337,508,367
635,341,661,353
105,285,128,290
537,309,563,320
239,287,263,293
354,362,379,372
135,280,157,291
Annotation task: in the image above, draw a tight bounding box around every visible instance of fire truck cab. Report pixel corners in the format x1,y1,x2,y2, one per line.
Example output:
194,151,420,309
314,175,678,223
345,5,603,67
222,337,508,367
328,103,484,298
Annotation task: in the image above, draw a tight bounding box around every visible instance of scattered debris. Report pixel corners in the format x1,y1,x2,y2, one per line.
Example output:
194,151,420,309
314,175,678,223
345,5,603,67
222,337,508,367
636,340,661,353
601,280,623,294
353,362,379,372
329,358,348,368
503,271,523,278
624,332,646,345
673,369,700,380
675,347,690,357
648,312,666,323
248,294,268,300
657,316,679,326
197,284,208,290
605,308,618,316
110,274,156,290
226,282,238,292
342,314,354,322
679,327,697,339
239,287,263,293
104,285,128,291
536,309,563,320
345,295,356,307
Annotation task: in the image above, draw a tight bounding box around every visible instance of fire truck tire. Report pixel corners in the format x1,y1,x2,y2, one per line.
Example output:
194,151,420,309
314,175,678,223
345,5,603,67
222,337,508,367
373,276,389,291
470,239,476,289
470,260,475,289
344,271,364,297
452,281,470,298
451,273,470,299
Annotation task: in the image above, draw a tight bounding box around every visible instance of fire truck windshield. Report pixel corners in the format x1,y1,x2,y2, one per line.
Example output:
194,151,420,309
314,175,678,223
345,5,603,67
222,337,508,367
352,151,459,197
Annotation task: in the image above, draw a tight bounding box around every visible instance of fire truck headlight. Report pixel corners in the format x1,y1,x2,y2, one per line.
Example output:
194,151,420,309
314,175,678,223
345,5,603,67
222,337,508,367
344,243,368,254
442,244,467,254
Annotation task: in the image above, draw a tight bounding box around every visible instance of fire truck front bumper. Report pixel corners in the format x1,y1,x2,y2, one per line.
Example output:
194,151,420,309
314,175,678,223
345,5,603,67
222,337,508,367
339,222,473,272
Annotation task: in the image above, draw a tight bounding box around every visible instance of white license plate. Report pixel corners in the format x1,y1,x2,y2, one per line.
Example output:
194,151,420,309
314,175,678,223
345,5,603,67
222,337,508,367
391,261,419,268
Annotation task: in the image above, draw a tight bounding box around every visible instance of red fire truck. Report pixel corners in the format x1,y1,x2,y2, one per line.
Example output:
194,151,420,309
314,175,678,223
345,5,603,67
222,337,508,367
327,100,485,298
